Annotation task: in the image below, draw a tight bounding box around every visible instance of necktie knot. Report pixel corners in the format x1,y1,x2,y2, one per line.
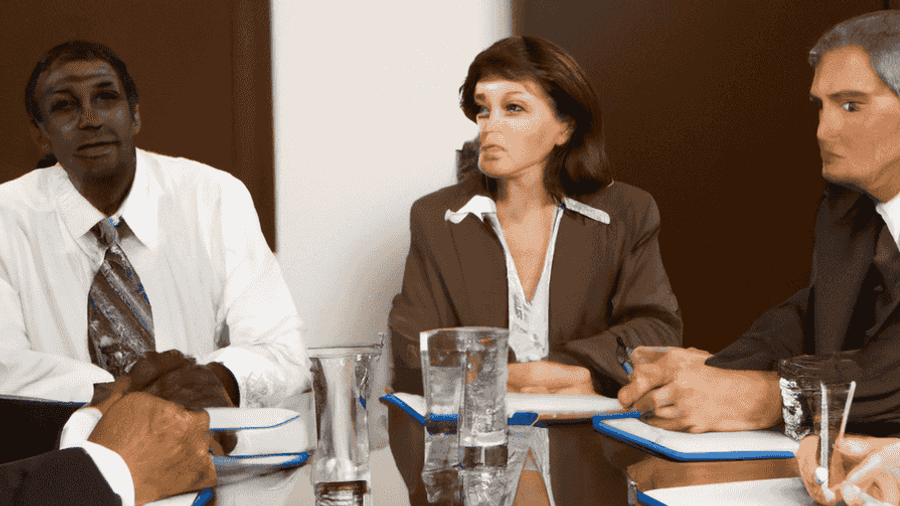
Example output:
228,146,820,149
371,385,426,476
92,219,119,248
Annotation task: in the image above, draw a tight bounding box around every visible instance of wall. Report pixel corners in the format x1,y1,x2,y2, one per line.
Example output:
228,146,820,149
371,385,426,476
272,1,512,349
0,0,275,248
271,3,512,501
518,0,885,352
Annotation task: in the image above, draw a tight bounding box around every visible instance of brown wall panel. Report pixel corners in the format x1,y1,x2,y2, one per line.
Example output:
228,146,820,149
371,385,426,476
0,0,275,249
518,1,884,351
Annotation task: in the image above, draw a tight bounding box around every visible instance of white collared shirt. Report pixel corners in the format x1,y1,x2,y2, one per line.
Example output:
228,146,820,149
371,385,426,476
877,192,900,248
0,148,311,408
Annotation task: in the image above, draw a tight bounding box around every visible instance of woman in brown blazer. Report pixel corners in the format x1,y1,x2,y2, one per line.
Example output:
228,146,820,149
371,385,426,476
388,36,682,505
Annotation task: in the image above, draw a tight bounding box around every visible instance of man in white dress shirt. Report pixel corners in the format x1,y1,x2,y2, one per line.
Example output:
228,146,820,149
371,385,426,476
0,40,311,410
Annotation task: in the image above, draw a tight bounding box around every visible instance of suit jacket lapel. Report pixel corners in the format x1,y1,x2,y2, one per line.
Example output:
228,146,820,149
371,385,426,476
446,214,508,329
549,209,600,345
816,189,879,354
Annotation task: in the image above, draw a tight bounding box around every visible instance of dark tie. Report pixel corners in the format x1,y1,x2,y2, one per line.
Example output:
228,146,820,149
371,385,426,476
872,222,900,329
87,218,155,376
855,220,900,347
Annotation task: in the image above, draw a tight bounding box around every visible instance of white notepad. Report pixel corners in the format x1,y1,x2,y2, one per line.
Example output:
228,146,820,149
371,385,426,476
640,478,815,506
594,417,800,461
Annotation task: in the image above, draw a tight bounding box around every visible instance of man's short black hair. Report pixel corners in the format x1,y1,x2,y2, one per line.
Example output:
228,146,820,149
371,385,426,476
25,40,139,126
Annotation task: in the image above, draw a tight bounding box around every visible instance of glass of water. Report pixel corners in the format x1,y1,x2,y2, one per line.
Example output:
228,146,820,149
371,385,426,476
420,327,510,505
457,328,510,506
310,341,383,506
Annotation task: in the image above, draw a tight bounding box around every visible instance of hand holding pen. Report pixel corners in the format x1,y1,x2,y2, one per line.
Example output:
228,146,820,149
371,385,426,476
616,337,678,420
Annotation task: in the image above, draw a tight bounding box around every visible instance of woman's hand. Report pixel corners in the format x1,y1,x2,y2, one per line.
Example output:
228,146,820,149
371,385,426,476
507,360,596,395
798,434,900,505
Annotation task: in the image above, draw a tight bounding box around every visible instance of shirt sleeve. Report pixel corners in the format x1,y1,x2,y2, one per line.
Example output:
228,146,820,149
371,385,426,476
0,268,112,402
65,441,135,506
197,175,311,408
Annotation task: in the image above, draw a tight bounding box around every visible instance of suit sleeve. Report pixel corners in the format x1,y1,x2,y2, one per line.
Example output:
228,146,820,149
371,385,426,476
0,448,120,506
552,195,683,394
705,285,813,371
388,201,458,396
705,220,818,372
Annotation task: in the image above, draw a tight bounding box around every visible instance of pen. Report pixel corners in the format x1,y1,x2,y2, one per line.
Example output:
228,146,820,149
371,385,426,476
616,336,635,377
617,337,655,420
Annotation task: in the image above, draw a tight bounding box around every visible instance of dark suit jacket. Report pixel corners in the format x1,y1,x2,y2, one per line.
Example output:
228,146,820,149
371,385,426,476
0,448,120,506
708,184,900,436
389,181,683,397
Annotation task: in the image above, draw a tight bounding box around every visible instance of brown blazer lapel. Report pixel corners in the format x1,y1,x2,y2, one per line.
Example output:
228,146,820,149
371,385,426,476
549,209,602,345
815,190,880,354
446,215,508,328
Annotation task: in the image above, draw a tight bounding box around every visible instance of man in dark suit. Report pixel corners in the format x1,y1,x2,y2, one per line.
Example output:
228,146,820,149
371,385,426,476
619,10,900,505
1,357,215,506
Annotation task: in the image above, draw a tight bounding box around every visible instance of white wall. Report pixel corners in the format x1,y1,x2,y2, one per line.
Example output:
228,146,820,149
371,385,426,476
272,2,511,349
272,4,512,505
271,4,511,502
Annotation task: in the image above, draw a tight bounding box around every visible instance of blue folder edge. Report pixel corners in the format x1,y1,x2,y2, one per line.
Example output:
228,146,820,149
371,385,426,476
636,490,667,506
380,393,637,428
191,488,215,506
591,416,796,462
380,393,540,427
188,452,308,505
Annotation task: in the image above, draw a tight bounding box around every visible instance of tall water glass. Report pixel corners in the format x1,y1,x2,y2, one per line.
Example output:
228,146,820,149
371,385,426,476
420,328,467,504
457,327,509,506
310,341,383,506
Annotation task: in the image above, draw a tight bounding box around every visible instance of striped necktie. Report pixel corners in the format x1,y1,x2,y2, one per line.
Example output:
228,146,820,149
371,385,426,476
87,218,155,376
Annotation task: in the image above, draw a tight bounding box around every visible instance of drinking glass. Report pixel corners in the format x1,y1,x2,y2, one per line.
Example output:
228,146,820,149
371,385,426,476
777,351,858,442
310,340,383,506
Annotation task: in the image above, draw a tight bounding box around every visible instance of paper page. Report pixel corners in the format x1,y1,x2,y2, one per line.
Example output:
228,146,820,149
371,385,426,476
390,392,628,418
206,407,311,456
643,478,815,506
600,418,800,454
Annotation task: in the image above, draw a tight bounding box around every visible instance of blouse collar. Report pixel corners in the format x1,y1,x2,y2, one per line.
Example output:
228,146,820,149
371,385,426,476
445,194,610,225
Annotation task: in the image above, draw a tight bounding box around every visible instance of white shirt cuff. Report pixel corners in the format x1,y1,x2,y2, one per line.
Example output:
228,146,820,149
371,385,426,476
59,407,103,448
70,440,136,506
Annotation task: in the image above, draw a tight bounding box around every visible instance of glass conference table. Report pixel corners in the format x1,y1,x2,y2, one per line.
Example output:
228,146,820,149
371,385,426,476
387,399,807,506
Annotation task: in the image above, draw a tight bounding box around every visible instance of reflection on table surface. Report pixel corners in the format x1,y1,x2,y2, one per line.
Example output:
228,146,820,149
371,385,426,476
597,434,804,506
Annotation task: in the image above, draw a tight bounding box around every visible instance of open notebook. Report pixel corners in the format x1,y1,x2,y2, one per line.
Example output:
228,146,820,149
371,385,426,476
593,416,800,461
382,391,638,427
